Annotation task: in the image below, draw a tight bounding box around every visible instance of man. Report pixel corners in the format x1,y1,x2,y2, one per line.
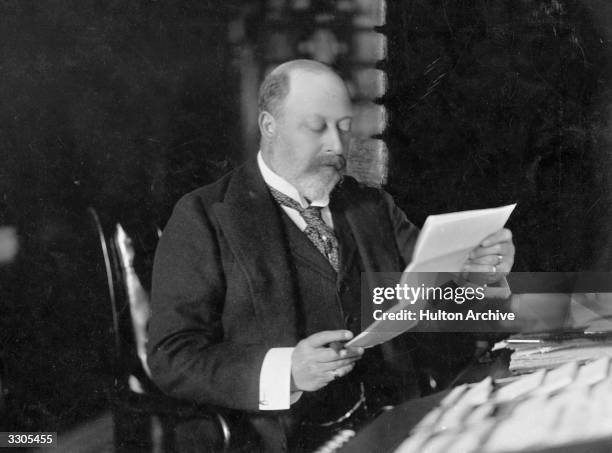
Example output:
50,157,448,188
147,59,515,452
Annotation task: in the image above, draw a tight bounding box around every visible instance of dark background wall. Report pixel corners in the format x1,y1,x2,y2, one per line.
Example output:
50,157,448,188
0,0,241,432
384,0,612,272
0,0,241,231
1,0,612,434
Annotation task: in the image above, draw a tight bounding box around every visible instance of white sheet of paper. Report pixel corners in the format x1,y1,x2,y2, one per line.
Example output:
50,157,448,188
347,203,516,349
406,203,517,273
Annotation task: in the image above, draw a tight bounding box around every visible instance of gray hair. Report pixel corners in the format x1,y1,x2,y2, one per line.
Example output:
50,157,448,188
258,70,290,117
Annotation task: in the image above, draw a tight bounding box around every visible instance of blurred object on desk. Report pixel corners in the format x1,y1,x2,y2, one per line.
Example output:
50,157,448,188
494,329,612,373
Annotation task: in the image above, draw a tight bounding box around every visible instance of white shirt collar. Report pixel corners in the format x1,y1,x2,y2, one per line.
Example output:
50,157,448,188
257,151,330,209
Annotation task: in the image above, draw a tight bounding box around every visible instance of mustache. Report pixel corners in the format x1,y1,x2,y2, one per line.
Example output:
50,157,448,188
319,154,346,170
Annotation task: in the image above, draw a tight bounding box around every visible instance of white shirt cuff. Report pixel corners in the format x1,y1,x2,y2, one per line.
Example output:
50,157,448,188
259,347,303,410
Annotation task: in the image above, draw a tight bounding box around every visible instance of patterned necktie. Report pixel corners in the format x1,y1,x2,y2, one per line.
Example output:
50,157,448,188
268,186,340,272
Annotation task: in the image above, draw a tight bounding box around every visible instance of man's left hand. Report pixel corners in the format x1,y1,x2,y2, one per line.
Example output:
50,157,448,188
461,228,514,285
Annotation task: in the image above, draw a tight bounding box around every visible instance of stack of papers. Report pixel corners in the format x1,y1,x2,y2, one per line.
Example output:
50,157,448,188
494,333,612,373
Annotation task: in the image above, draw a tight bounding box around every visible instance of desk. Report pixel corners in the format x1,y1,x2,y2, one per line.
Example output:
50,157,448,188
336,347,612,453
338,390,612,453
335,350,511,453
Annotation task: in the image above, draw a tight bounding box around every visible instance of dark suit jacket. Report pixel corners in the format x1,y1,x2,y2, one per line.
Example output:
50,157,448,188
147,158,420,449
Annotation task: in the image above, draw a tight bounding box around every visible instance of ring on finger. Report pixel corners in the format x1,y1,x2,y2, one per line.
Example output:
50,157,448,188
496,254,503,265
491,264,497,274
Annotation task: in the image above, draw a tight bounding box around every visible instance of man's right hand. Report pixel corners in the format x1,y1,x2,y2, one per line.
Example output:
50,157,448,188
291,330,364,392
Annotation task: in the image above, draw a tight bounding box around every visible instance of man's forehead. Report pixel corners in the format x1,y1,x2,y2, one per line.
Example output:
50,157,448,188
283,69,352,116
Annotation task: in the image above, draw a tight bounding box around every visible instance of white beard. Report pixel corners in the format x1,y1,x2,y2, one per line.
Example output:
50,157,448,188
293,168,342,202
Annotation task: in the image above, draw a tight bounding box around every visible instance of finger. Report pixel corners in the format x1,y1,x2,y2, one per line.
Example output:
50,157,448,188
326,363,356,381
469,242,512,259
329,341,345,353
468,254,504,266
320,356,362,371
304,330,353,348
463,266,511,287
331,345,365,360
468,253,515,271
311,345,362,362
463,263,510,275
472,243,515,269
341,346,364,358
479,228,512,248
313,348,343,363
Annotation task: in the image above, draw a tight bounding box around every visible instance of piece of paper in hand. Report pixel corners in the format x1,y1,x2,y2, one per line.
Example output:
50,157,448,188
347,204,516,349
407,203,516,273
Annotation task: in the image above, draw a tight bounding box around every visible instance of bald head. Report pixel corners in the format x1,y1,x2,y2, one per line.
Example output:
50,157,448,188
258,59,348,118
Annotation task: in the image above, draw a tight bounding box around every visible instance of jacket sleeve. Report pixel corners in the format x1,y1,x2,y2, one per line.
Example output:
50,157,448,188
146,195,268,411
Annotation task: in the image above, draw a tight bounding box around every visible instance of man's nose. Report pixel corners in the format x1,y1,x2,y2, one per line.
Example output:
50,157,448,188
324,126,345,154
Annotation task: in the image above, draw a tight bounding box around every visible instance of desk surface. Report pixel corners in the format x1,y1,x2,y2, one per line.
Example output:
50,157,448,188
338,391,448,453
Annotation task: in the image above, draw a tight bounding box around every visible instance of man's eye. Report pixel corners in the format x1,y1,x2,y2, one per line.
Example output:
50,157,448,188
338,120,352,133
309,123,326,132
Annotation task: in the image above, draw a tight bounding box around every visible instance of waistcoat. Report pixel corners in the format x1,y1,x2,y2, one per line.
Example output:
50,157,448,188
279,207,363,337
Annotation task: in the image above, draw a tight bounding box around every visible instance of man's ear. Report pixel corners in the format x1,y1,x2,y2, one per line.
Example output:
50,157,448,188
258,111,276,139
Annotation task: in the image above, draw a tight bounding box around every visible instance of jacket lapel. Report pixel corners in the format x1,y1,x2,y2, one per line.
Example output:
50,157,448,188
331,179,400,274
330,208,356,280
333,179,414,367
212,159,298,348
